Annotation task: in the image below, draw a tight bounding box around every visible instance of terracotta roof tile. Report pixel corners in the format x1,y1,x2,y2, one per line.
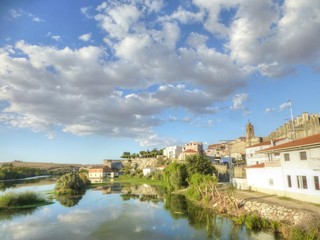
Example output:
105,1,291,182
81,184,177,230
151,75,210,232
183,149,198,153
261,133,320,152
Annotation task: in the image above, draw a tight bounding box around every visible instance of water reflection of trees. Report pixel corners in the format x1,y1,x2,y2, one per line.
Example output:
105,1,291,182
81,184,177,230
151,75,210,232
0,208,36,221
55,193,84,207
164,194,252,239
0,177,54,192
119,184,165,203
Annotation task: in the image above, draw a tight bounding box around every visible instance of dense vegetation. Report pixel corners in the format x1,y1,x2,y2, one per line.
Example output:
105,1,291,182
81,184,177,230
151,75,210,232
0,164,48,181
163,154,214,192
0,191,51,209
121,148,163,159
55,172,90,195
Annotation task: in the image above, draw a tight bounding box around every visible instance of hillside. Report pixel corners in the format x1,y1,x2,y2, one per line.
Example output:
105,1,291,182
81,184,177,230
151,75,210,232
0,161,87,170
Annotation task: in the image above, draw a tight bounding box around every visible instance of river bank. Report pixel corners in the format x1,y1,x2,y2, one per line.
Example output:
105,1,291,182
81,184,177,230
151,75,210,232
182,184,320,239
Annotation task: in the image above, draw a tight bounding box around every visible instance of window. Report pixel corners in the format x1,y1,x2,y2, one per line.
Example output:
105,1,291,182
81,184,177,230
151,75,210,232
268,178,274,186
300,151,307,160
284,153,290,161
274,153,280,156
314,176,320,190
287,175,292,188
297,176,308,189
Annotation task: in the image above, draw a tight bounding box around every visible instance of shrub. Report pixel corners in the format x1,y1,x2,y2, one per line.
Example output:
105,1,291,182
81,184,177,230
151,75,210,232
55,172,87,195
0,191,47,208
186,154,214,176
163,163,188,191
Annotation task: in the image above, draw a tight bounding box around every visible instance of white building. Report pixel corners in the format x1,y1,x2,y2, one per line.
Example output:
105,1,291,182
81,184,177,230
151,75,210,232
143,167,156,176
245,134,320,204
163,146,182,159
245,139,289,166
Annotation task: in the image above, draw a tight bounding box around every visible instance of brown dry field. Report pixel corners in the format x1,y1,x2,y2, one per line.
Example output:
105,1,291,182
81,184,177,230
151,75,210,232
0,161,88,169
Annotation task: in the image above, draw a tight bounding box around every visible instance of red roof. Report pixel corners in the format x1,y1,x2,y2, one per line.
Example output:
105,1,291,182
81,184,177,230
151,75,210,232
183,149,198,153
261,133,320,152
89,165,111,171
246,163,265,168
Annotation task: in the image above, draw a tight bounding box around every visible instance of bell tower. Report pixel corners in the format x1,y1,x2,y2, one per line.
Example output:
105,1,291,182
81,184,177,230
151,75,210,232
246,121,255,147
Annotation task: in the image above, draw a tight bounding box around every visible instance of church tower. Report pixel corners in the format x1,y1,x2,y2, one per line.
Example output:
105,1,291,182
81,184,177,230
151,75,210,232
246,121,255,147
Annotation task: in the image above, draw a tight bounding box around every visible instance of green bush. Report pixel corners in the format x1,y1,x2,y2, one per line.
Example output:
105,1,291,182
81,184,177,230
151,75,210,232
186,154,214,176
55,172,87,195
0,191,47,208
163,163,188,191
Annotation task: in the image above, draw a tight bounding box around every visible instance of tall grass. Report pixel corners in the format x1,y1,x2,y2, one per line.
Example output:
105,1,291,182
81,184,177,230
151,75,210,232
0,191,49,209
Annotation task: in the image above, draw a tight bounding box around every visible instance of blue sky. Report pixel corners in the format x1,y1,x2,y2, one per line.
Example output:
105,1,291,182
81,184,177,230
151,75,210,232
0,0,319,164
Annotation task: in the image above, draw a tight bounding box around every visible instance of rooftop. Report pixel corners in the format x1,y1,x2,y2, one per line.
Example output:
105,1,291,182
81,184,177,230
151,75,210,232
261,133,320,152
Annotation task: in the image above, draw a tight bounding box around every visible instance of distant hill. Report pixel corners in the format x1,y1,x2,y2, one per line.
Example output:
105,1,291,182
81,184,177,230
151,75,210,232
0,161,88,170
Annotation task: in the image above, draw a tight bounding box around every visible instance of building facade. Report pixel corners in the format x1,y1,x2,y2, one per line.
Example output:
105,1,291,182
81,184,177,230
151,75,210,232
88,165,113,179
245,134,320,204
163,146,182,159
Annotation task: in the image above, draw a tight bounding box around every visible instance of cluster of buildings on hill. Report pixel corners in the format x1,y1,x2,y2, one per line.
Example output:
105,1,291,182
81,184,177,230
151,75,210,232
235,112,320,204
162,112,320,204
87,112,320,204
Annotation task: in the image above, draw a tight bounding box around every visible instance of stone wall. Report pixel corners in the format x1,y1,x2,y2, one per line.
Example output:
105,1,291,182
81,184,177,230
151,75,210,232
267,112,320,140
242,200,307,225
122,157,161,169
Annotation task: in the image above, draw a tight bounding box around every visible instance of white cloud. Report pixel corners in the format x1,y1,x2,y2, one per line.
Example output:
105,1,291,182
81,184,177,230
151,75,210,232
158,6,204,24
258,62,294,78
80,6,93,18
9,8,45,22
95,4,141,39
231,93,248,111
79,33,92,42
279,101,292,111
265,107,275,113
136,132,178,147
2,1,320,146
51,35,61,41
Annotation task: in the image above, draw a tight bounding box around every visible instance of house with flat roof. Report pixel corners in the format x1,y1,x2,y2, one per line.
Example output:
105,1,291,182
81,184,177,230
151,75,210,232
163,146,182,159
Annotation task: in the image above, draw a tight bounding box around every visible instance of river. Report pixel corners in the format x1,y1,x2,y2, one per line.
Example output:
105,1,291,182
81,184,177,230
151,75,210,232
0,178,279,240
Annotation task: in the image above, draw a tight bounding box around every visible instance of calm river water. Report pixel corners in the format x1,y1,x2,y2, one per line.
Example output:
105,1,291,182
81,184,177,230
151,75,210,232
0,178,279,240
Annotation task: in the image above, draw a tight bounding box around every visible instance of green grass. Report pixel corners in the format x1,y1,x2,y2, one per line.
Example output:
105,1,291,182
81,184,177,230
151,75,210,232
0,191,52,210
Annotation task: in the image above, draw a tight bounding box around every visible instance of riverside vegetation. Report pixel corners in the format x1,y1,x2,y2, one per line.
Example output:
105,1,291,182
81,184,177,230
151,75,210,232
0,164,48,181
0,191,52,210
117,154,320,240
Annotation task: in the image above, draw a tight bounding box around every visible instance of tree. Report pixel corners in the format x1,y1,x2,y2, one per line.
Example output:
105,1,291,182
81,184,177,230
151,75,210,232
55,172,87,195
163,163,188,191
186,154,214,176
151,148,158,157
121,152,131,159
139,151,146,158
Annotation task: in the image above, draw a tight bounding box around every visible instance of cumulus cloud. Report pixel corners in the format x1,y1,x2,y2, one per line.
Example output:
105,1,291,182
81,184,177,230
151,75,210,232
79,33,92,42
231,93,248,110
1,0,319,146
158,6,204,24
